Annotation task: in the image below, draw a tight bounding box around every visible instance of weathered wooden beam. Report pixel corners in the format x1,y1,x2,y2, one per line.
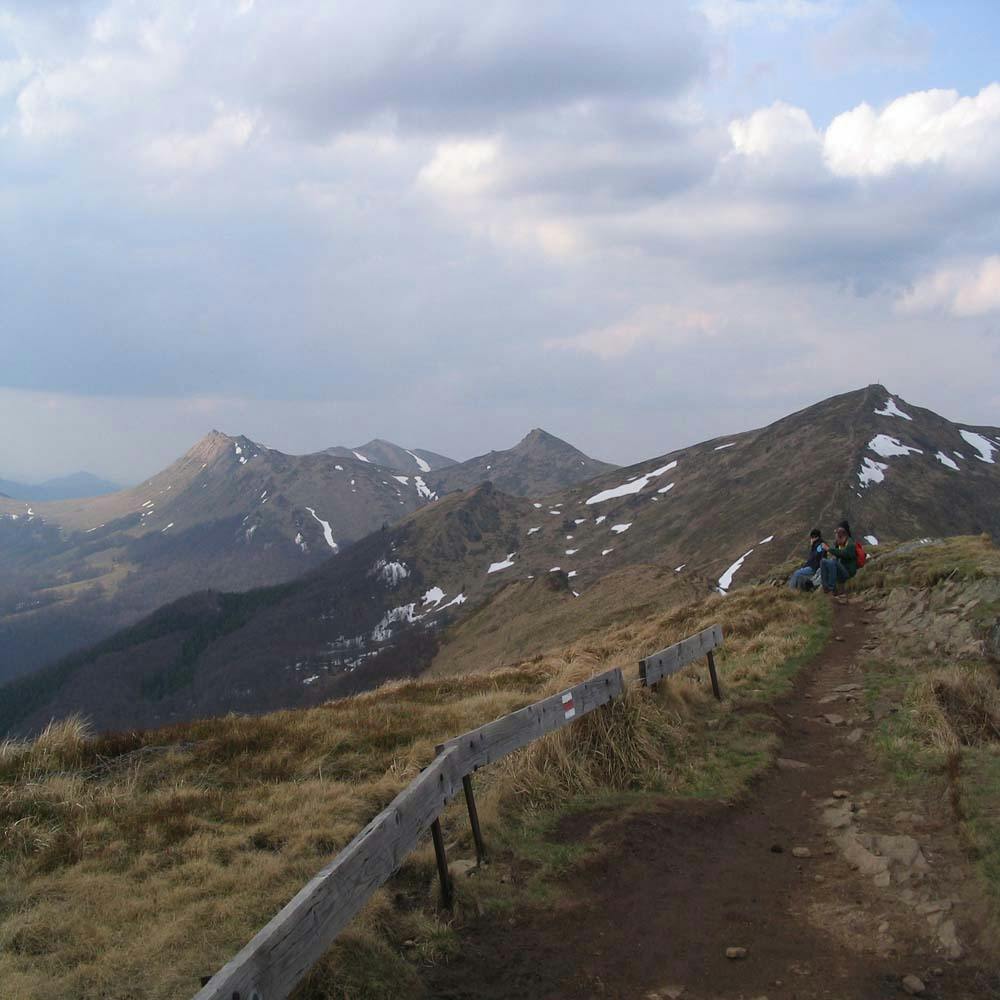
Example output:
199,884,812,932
439,667,625,774
639,625,724,688
193,747,464,1000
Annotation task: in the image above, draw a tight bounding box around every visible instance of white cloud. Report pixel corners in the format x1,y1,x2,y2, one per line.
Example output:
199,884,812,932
824,83,1000,178
418,139,501,198
729,101,819,158
897,256,1000,318
142,110,258,172
546,304,721,359
726,84,1000,182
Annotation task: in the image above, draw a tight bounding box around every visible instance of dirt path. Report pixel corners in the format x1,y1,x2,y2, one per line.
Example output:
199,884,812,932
424,600,999,1000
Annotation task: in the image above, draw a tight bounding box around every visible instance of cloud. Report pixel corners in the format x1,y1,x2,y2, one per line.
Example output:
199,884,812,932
418,139,501,199
545,304,723,359
1,2,999,483
0,55,32,99
231,2,709,136
824,84,1000,178
897,256,1000,317
142,109,257,173
727,100,826,184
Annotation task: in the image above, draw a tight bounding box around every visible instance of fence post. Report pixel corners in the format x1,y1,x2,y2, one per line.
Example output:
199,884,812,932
639,659,651,690
462,774,488,865
706,650,723,701
430,817,453,908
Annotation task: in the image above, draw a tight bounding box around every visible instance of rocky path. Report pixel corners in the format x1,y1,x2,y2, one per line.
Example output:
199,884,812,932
424,600,999,999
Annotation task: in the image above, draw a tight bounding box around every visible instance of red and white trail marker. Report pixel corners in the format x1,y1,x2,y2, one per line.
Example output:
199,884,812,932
561,692,576,720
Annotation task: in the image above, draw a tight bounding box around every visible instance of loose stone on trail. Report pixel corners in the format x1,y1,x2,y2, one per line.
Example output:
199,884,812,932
777,758,810,770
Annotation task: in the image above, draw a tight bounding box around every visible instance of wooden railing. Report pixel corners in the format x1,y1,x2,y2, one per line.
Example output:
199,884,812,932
194,626,724,1000
639,624,724,699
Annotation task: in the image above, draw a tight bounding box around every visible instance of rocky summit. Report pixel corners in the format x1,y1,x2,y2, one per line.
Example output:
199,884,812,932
428,427,618,497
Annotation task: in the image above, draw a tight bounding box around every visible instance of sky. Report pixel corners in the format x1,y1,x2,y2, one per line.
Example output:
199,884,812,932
1,0,998,482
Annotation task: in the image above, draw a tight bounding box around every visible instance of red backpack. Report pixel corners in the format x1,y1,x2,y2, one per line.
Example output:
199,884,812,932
855,541,867,568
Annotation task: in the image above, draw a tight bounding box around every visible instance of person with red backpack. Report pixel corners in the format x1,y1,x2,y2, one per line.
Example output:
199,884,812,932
820,520,859,594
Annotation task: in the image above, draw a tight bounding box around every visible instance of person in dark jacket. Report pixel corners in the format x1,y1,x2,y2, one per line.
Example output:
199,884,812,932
820,520,858,593
788,528,825,590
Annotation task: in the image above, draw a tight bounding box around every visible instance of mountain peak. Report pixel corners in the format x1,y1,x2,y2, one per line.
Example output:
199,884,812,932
517,428,559,447
428,429,617,497
186,430,267,464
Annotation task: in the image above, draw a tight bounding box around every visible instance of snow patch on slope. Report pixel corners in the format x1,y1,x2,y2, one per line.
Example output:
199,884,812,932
413,475,438,500
585,461,677,505
858,457,889,488
874,398,913,421
372,604,418,642
487,553,516,574
305,507,339,551
868,434,923,458
718,549,753,594
405,450,432,473
959,430,996,464
373,559,409,586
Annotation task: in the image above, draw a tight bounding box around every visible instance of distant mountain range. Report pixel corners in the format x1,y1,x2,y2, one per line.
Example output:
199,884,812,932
0,471,121,501
0,428,613,682
2,384,997,737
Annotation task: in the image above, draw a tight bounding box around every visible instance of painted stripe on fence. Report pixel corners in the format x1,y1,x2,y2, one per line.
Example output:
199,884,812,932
561,692,576,719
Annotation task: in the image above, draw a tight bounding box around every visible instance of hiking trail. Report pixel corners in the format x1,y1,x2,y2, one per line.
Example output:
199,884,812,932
423,599,999,1000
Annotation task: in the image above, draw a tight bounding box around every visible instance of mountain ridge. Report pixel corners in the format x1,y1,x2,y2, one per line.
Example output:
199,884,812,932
3,384,997,737
0,426,620,682
325,438,457,475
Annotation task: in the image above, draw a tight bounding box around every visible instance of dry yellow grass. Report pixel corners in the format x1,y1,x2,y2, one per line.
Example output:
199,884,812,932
429,563,711,676
0,583,823,1000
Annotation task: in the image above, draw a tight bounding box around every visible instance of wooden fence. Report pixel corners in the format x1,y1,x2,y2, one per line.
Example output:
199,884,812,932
194,625,723,1000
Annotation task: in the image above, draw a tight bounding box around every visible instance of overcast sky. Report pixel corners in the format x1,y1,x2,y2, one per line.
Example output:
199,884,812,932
2,0,998,482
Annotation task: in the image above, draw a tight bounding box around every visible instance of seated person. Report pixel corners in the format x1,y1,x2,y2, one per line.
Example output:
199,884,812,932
820,520,858,594
787,529,825,590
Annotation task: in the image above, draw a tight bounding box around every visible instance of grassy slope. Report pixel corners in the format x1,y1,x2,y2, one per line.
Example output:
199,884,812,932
0,576,830,1000
851,535,1000,920
428,563,714,677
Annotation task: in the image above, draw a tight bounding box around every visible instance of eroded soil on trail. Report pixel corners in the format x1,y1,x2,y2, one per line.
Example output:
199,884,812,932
423,600,1000,1000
